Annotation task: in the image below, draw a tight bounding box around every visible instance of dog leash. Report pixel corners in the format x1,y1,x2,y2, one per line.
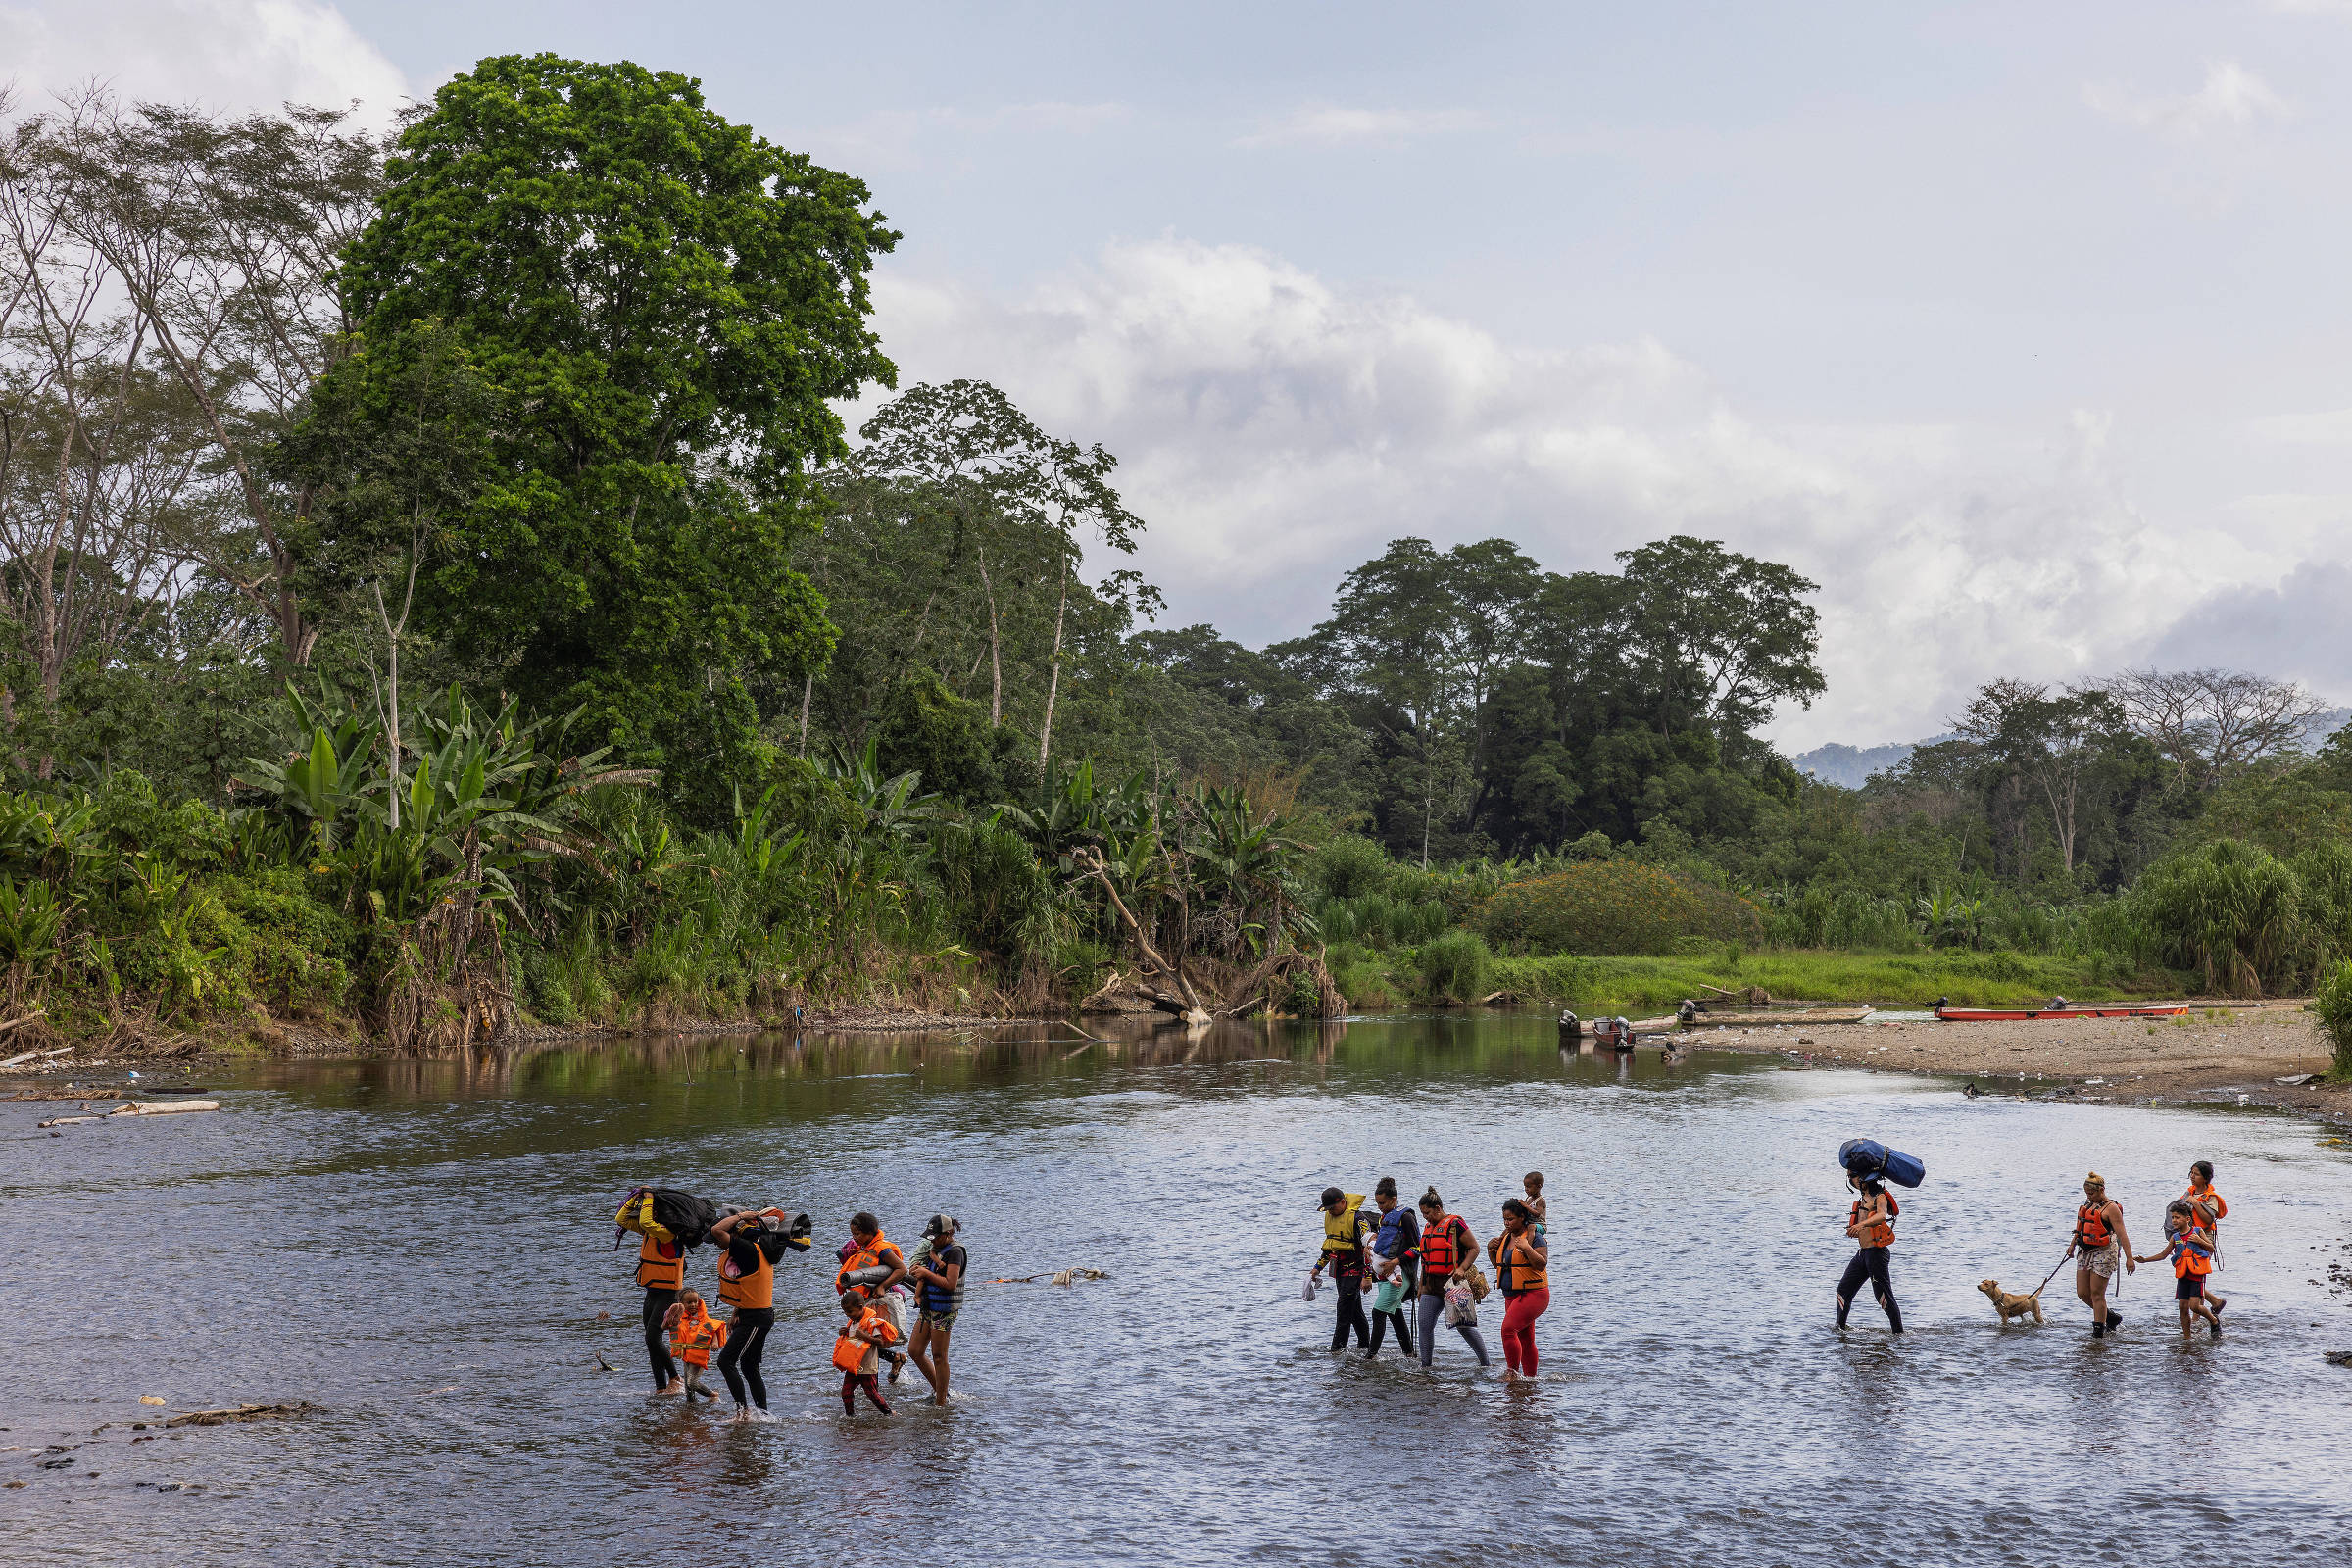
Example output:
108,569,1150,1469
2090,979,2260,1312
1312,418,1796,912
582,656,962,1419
2027,1250,2072,1298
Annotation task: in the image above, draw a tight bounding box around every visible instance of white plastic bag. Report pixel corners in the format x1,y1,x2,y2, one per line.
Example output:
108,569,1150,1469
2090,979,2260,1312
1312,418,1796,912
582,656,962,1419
1301,1270,1321,1303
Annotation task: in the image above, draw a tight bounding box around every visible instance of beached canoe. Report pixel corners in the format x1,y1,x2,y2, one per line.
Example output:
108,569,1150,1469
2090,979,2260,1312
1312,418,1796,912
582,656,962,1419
1933,1003,2193,1022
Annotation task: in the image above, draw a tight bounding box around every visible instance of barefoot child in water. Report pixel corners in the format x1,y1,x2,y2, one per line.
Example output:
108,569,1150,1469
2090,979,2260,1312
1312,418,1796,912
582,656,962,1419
662,1290,725,1401
2134,1200,2223,1340
833,1287,898,1416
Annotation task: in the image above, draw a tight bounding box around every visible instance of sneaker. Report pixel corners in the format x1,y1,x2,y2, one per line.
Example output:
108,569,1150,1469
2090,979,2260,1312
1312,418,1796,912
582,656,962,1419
2092,1322,2105,1339
2209,1320,2223,1339
2105,1310,2123,1329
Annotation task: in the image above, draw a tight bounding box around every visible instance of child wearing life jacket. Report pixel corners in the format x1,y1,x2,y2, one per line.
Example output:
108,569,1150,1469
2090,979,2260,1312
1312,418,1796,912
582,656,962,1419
837,1216,912,1384
662,1290,727,1402
2134,1200,2223,1339
833,1287,898,1415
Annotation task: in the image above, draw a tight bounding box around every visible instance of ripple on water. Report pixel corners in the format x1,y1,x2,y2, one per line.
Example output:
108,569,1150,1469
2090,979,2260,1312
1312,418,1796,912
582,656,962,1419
2,1015,2347,1566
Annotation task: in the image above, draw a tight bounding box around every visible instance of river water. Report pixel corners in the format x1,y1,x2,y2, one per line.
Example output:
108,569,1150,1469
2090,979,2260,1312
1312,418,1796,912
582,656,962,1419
6,1012,2351,1566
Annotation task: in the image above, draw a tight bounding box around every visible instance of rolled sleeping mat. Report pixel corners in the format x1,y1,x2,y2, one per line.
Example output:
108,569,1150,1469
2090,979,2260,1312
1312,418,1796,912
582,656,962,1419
1839,1138,1927,1188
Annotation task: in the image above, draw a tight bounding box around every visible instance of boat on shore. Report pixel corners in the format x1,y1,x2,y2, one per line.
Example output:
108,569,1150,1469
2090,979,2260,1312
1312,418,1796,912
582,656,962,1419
1933,998,2194,1022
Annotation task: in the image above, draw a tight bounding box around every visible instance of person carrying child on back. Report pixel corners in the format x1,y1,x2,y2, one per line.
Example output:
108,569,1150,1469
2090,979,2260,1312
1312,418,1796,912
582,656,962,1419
662,1289,726,1402
833,1287,898,1416
1522,1172,1547,1234
2134,1200,2224,1340
2179,1160,2229,1316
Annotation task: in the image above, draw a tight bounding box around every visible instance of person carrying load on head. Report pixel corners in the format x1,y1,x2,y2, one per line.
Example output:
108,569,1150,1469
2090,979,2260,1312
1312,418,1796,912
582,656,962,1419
2066,1173,2133,1338
710,1206,811,1421
1487,1198,1549,1377
1312,1187,1375,1352
661,1289,726,1402
2133,1200,2223,1340
1363,1177,1420,1361
1412,1187,1490,1369
2179,1160,2229,1316
905,1215,965,1406
1836,1175,1902,1334
836,1213,911,1383
614,1187,705,1395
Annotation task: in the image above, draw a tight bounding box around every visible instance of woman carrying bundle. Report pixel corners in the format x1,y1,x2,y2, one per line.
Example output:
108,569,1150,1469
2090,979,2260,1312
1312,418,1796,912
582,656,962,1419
1412,1188,1490,1369
1836,1175,1903,1334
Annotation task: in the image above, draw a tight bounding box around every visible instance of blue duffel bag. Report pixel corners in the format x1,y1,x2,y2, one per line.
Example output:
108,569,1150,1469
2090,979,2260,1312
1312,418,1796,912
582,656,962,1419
1839,1138,1926,1188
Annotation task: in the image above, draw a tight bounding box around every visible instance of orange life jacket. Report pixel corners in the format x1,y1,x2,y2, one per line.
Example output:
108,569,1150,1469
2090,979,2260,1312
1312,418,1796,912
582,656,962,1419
2170,1222,2215,1279
718,1240,775,1310
1495,1230,1547,1295
831,1306,898,1374
2186,1185,2227,1230
636,1234,684,1291
1849,1194,1898,1249
670,1308,726,1367
2076,1201,2115,1250
1419,1214,1464,1280
835,1233,904,1296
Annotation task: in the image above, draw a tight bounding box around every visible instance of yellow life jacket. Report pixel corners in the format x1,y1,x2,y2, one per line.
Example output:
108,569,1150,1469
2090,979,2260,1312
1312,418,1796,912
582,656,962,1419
1321,1193,1370,1268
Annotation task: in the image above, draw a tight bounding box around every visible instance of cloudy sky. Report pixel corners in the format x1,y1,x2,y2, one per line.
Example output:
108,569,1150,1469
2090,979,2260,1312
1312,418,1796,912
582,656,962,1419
9,1,2351,749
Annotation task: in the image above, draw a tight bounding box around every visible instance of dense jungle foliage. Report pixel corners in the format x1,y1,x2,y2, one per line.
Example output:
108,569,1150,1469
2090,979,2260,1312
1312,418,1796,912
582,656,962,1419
2,58,2348,1052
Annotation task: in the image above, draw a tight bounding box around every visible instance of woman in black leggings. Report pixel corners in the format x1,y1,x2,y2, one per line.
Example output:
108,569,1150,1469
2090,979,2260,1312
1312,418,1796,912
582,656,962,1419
709,1210,787,1420
1836,1176,1902,1333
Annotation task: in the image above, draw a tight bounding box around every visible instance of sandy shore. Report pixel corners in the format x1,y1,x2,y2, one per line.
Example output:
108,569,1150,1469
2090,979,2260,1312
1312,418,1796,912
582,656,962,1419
1691,1003,2351,1125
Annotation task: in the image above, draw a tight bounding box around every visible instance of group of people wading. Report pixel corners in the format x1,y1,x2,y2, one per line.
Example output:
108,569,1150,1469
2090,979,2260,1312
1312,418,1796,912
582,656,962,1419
1311,1174,1553,1377
1837,1158,2232,1339
631,1208,967,1420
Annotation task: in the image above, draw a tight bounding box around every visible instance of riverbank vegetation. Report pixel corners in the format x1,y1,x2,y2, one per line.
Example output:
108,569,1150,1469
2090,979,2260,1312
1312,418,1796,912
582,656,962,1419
2,58,2348,1054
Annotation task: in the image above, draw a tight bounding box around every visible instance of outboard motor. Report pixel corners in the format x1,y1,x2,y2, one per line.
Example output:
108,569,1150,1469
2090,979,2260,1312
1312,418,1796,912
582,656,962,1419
1557,1009,1581,1044
1676,999,1699,1025
1594,1016,1636,1052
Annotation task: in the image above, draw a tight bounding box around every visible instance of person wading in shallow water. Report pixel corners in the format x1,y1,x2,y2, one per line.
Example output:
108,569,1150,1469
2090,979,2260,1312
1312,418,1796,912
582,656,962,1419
1365,1177,1418,1361
2067,1173,2133,1338
710,1208,807,1420
633,1226,688,1395
1412,1188,1490,1369
1487,1198,1549,1378
1312,1187,1374,1351
2179,1160,2228,1316
1835,1175,1903,1334
906,1214,964,1405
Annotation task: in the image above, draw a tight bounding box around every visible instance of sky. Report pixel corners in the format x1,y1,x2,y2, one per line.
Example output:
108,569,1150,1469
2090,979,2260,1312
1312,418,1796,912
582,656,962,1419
7,0,2351,749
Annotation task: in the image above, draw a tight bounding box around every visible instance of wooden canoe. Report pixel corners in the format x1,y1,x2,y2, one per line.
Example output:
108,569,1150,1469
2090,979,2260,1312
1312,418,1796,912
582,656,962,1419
1933,1004,2193,1022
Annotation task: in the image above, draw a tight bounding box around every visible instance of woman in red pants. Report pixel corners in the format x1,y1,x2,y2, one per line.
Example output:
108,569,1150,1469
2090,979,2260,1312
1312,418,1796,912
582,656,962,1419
1487,1198,1550,1378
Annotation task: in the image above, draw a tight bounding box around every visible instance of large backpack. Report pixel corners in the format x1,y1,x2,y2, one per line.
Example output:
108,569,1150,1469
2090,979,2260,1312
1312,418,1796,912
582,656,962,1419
612,1188,722,1250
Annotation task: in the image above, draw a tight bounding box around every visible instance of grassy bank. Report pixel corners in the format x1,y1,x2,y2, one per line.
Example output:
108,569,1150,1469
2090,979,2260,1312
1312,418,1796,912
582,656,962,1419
1482,950,2187,1013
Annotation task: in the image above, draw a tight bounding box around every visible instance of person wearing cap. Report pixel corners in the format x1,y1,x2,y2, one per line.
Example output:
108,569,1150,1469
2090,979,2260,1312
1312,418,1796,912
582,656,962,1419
2067,1172,2133,1338
1312,1187,1374,1351
906,1214,965,1406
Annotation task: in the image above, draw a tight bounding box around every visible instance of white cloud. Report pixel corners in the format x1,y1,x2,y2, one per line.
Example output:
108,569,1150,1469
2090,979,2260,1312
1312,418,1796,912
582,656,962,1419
0,0,409,118
1234,104,1491,149
2264,1,2352,15
2248,406,2352,444
2083,61,2290,137
866,238,2316,747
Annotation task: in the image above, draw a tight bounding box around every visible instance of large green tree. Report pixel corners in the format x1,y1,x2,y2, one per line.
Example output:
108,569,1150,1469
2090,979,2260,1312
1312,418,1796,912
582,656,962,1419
331,55,898,815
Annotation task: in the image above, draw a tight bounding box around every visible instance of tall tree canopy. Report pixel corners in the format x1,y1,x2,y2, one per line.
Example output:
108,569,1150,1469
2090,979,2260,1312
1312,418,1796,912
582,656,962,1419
329,54,899,810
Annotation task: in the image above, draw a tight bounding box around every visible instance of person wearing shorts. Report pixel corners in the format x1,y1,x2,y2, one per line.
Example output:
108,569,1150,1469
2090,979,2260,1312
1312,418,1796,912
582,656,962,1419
2067,1172,2133,1338
906,1213,965,1406
2135,1199,2222,1339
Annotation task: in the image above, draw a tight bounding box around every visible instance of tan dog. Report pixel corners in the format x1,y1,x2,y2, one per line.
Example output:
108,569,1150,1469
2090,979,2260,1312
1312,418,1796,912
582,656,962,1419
1979,1278,2043,1326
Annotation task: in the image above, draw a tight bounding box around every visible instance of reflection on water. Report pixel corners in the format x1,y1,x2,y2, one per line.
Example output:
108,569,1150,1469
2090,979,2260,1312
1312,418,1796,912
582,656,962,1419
4,1008,2348,1566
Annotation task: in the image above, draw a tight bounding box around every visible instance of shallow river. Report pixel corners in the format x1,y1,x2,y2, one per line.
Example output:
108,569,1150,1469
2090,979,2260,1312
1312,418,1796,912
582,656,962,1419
6,1012,2351,1566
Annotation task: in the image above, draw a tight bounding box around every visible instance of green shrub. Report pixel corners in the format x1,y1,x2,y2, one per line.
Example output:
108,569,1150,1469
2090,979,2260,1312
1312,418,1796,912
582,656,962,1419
1416,929,1492,1004
1310,834,1392,901
2292,842,2352,973
1325,940,1398,1011
2314,959,2352,1078
1472,861,1761,956
2130,839,2306,996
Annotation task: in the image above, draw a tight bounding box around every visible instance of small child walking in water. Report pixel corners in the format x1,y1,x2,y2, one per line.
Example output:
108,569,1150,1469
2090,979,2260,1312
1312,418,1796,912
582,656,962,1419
833,1287,898,1415
662,1290,726,1402
2134,1200,2224,1339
